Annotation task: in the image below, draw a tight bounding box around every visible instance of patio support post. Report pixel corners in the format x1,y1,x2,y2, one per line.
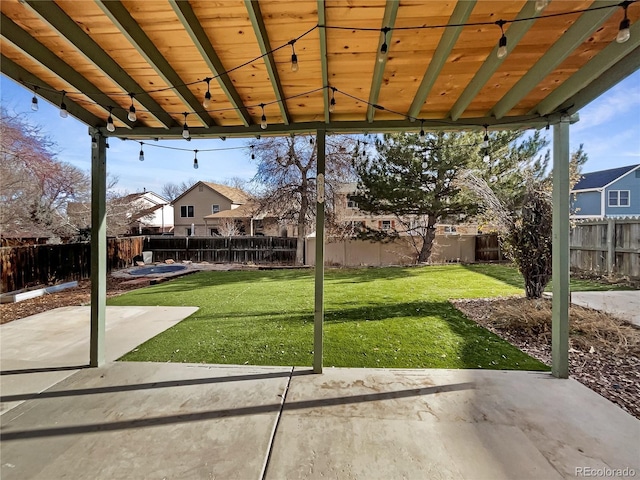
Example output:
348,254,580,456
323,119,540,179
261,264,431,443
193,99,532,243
314,128,326,373
552,117,570,378
90,128,107,367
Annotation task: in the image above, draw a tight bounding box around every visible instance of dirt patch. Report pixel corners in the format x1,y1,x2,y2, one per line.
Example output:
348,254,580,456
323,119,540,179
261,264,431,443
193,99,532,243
452,296,640,420
0,277,145,325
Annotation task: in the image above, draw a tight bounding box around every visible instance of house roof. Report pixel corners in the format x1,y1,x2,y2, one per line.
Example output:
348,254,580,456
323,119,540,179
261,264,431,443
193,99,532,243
572,164,639,191
204,203,257,220
1,1,638,139
171,181,248,205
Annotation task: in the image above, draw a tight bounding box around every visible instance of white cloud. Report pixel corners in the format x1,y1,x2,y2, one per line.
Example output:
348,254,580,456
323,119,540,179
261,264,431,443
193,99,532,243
573,78,640,133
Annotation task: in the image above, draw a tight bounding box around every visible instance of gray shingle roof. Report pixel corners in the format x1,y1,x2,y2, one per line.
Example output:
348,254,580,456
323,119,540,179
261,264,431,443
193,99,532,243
572,164,639,191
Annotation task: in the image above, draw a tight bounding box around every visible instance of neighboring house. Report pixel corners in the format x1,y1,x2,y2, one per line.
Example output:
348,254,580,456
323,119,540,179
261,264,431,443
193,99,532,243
172,182,248,236
125,190,174,234
571,164,640,219
204,203,284,236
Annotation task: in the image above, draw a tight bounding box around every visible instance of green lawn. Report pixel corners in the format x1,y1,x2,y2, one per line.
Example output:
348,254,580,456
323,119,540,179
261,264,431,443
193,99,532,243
110,264,606,370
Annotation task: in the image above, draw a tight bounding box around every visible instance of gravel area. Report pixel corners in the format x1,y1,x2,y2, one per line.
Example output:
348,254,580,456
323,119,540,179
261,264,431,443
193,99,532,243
453,297,640,420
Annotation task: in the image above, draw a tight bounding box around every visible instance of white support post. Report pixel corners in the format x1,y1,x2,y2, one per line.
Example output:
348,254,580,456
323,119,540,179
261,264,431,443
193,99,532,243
314,129,326,374
552,118,570,378
90,129,107,367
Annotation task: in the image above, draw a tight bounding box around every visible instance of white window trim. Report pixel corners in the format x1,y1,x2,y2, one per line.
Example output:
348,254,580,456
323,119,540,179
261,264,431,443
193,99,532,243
180,205,195,217
212,204,220,214
608,190,630,207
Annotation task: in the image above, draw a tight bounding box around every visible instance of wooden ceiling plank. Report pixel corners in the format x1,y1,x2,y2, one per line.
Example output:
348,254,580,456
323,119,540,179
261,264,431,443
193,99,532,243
366,0,399,123
559,46,640,115
407,0,476,120
169,0,252,127
1,13,132,129
533,22,640,116
449,1,543,122
23,0,175,129
2,54,102,128
244,0,290,125
95,0,214,127
491,0,618,120
318,0,330,123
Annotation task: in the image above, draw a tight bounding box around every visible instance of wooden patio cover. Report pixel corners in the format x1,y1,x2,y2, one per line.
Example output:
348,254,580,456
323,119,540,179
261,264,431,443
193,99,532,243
2,0,638,137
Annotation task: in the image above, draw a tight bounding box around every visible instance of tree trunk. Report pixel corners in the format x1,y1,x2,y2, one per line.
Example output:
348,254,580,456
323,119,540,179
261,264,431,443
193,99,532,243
417,223,436,263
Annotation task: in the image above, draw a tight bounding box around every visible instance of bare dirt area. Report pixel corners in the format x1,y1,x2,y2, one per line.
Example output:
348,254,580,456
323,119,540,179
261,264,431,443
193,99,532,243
453,296,640,420
0,277,144,325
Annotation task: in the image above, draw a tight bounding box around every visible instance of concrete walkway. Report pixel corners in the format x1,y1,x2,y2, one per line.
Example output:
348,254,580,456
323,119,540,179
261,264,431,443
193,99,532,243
571,290,640,326
0,305,198,414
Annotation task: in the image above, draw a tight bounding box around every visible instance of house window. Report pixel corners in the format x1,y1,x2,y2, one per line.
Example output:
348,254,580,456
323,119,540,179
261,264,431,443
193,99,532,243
444,225,457,234
180,205,194,217
347,199,358,208
608,190,630,207
212,204,220,214
380,220,393,231
186,227,192,236
210,228,219,236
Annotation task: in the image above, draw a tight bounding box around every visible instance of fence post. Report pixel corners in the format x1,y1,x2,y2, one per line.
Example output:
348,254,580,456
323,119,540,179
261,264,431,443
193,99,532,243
90,129,107,367
607,219,615,275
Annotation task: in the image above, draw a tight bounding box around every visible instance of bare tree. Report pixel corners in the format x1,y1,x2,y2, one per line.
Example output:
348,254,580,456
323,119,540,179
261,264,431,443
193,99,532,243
249,134,356,264
218,218,241,237
160,178,198,201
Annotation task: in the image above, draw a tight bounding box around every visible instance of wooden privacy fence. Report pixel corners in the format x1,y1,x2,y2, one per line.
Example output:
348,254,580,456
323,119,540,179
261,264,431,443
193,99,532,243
1,237,143,293
144,236,298,264
570,219,640,279
475,234,504,262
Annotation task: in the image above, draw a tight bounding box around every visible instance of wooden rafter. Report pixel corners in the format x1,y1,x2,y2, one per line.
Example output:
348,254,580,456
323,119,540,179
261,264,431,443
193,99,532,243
95,0,214,127
367,0,399,123
23,0,175,129
169,0,252,127
244,0,290,125
491,0,617,120
1,14,132,129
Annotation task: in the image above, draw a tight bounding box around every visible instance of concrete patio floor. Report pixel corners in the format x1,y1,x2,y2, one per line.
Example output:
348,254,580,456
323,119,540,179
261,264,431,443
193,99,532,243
1,306,638,479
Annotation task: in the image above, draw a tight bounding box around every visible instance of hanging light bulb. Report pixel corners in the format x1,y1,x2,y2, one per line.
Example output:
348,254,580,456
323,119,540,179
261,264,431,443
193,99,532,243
290,41,299,72
31,87,39,111
329,87,336,113
535,0,550,12
182,113,190,139
250,145,256,160
106,107,115,132
419,121,425,138
203,78,212,109
193,150,199,169
139,143,145,162
617,2,631,43
481,125,489,149
377,27,390,63
483,149,490,163
496,20,508,59
260,103,267,129
128,93,137,122
59,91,68,118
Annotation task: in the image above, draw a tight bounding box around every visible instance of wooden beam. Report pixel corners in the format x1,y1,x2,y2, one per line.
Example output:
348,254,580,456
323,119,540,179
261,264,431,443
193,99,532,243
533,23,640,116
559,46,640,115
90,128,107,367
407,1,476,119
24,0,175,129
169,0,252,127
449,1,544,121
314,128,326,373
491,1,617,120
552,118,570,379
95,0,214,127
244,0,290,125
1,14,133,129
1,55,103,127
367,0,399,123
317,0,330,123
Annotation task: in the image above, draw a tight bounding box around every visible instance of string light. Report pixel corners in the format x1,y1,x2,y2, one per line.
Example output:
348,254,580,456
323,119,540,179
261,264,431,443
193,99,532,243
193,149,199,169
483,149,490,162
481,125,489,149
260,103,267,129
138,142,145,161
106,106,115,132
128,93,137,122
419,120,425,138
290,40,299,72
250,145,255,160
203,78,212,109
329,87,336,113
378,27,390,63
31,87,39,111
535,0,550,12
59,91,68,118
182,112,190,139
496,20,508,59
617,1,631,43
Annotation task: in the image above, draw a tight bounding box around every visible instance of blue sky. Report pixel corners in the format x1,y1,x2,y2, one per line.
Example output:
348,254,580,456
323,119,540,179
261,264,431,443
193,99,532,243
2,71,639,195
